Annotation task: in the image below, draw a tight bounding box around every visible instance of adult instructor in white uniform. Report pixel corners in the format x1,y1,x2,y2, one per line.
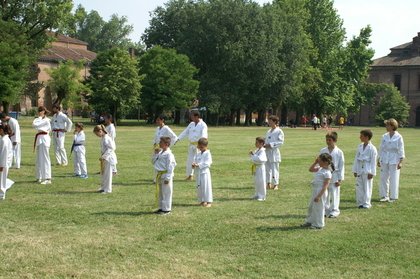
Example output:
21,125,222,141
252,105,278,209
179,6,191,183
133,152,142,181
51,104,72,166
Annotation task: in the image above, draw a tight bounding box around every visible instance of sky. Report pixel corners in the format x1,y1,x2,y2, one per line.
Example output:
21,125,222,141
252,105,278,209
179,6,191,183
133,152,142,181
73,0,420,59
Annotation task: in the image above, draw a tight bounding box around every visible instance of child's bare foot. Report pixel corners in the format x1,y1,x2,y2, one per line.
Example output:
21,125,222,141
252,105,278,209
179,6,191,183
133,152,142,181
200,202,207,206
204,203,212,207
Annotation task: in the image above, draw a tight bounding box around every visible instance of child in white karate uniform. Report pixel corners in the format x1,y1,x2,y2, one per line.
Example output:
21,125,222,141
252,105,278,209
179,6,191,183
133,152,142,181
302,153,333,229
32,106,52,185
0,124,13,200
352,129,377,209
152,136,177,214
320,132,344,218
93,125,117,194
264,115,284,190
192,138,213,207
250,137,267,201
72,123,88,179
104,114,118,175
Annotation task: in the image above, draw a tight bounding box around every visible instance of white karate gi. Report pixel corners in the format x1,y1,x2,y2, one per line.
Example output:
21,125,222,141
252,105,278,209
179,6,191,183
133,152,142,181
177,119,208,177
5,117,21,168
152,148,177,211
72,131,87,176
352,142,377,208
378,131,405,200
194,149,213,203
32,117,52,182
153,125,178,146
320,146,345,217
0,135,13,200
99,134,117,193
305,168,331,228
105,123,118,174
251,147,267,200
265,127,284,185
51,111,72,165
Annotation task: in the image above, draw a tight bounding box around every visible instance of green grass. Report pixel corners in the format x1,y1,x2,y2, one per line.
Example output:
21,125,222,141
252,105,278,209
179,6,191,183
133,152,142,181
1,117,419,278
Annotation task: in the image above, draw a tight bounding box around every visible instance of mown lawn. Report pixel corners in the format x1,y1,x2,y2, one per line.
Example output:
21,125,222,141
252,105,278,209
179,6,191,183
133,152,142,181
1,117,419,278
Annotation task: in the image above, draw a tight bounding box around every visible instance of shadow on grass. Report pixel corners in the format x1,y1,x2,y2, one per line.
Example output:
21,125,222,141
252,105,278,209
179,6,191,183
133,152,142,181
173,203,199,207
217,187,251,191
257,225,307,232
258,214,306,220
93,211,155,216
216,197,252,202
56,190,100,195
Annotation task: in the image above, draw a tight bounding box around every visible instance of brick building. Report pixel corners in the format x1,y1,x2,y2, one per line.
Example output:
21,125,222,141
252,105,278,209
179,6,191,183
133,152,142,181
20,33,96,113
353,32,420,127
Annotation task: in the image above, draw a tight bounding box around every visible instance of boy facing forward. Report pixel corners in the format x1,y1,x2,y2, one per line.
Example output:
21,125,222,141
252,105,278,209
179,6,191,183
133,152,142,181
250,137,267,201
352,129,377,209
152,137,177,215
320,132,344,218
192,138,213,207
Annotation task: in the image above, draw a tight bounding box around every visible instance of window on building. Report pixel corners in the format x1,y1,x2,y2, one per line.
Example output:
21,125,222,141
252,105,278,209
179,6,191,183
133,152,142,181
394,74,402,91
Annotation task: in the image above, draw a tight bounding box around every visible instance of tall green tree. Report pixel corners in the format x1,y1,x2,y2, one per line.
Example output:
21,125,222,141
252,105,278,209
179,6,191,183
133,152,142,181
0,0,72,108
88,48,142,122
139,46,199,122
375,84,410,126
46,60,88,107
61,5,134,52
0,20,31,108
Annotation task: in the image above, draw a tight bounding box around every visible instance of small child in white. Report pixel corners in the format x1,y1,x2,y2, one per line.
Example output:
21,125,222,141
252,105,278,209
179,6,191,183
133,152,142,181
320,132,344,218
152,136,177,215
302,153,333,230
72,123,88,179
352,129,377,209
192,138,213,207
0,124,13,200
93,125,117,194
249,137,267,201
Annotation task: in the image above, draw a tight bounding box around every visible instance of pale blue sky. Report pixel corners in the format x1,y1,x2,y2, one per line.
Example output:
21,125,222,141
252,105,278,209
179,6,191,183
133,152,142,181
73,0,420,59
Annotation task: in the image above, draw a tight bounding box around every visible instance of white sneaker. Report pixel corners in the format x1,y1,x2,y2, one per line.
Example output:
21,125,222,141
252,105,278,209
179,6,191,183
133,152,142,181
40,180,51,185
380,197,389,202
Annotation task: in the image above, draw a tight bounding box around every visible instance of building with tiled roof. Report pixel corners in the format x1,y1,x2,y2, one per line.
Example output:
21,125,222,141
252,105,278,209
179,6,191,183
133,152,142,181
20,32,96,112
353,32,420,126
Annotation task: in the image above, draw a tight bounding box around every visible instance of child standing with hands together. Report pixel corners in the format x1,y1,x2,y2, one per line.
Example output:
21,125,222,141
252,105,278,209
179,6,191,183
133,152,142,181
93,125,117,194
152,136,177,215
302,153,333,230
250,137,267,201
192,138,213,207
352,129,377,209
72,123,88,179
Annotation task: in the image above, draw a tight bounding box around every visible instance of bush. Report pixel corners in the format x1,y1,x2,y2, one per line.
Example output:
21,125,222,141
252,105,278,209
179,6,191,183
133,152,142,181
375,85,410,126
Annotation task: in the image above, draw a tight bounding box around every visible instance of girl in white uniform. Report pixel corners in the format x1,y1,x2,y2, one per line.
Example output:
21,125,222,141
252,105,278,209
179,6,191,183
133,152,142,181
72,123,88,178
32,106,52,185
264,115,284,190
94,125,117,194
0,124,13,200
192,138,213,207
378,118,405,202
302,153,333,229
352,129,377,209
250,137,267,201
104,114,118,175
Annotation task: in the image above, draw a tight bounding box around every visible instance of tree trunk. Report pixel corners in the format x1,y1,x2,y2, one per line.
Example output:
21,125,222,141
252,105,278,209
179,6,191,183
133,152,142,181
257,109,265,126
280,105,288,127
235,109,241,126
113,104,118,126
2,101,9,112
174,110,180,125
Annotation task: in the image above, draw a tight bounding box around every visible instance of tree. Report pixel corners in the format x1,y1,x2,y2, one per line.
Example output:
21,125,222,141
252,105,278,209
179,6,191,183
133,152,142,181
139,46,199,122
0,0,73,108
0,20,31,108
46,60,88,107
375,85,410,126
60,5,134,52
88,48,142,123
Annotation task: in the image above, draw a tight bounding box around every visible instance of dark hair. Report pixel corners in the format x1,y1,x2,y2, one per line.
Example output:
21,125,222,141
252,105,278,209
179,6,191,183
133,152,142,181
0,112,8,119
360,129,373,140
0,124,12,136
319,153,335,172
156,114,166,122
325,131,338,142
53,104,61,110
198,137,208,147
268,115,279,124
38,106,49,114
75,122,84,130
160,136,171,146
255,137,265,145
191,111,200,118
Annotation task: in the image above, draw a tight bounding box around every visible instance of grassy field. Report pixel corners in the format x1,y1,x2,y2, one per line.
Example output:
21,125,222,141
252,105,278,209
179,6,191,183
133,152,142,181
1,117,419,278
